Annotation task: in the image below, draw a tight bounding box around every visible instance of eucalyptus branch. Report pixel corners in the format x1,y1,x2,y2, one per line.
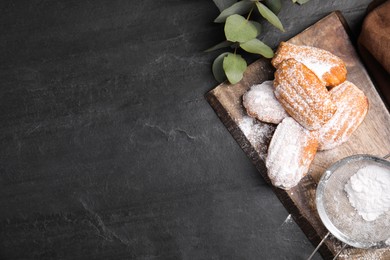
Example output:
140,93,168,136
209,0,311,84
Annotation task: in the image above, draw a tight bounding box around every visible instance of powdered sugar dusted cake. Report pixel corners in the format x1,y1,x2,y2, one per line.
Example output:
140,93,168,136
318,81,369,150
266,117,318,190
274,59,337,130
240,42,369,190
272,42,347,87
243,81,289,124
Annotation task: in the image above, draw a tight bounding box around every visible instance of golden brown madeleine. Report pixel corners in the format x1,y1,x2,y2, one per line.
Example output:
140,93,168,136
274,59,337,130
266,117,318,190
272,42,347,87
318,81,369,150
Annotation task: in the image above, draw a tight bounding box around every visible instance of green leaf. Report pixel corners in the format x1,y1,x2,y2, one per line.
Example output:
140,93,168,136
205,41,233,52
240,39,274,58
214,1,254,23
252,20,262,35
212,52,230,83
223,53,247,84
213,0,237,12
264,0,282,15
295,0,311,4
255,2,285,32
224,14,261,43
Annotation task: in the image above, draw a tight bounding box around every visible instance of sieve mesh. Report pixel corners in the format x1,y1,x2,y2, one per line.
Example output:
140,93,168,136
316,154,390,249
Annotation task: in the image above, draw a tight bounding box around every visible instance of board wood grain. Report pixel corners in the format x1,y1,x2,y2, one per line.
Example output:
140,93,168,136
205,12,390,259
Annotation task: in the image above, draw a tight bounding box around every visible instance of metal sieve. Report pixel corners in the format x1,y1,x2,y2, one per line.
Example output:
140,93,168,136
308,154,390,259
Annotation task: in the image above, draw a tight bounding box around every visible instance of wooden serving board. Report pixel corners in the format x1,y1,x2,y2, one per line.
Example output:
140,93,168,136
205,12,390,259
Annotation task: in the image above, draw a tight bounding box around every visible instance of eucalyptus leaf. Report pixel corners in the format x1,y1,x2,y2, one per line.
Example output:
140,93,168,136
213,0,237,12
252,20,262,35
212,52,230,83
205,41,233,52
295,0,311,4
225,14,261,43
264,0,282,14
240,39,274,58
255,2,285,32
223,53,247,84
214,1,254,23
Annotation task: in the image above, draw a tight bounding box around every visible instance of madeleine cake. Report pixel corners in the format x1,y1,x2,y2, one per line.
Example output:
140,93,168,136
318,81,369,150
272,42,347,87
266,117,319,190
243,81,289,124
274,59,337,130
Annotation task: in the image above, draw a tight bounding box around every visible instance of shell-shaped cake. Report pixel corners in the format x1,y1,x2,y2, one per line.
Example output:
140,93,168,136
274,59,337,130
266,117,318,190
272,42,347,87
243,81,289,124
318,81,369,150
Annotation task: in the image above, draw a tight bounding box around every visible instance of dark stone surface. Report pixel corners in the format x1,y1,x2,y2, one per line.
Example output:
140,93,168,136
0,0,371,259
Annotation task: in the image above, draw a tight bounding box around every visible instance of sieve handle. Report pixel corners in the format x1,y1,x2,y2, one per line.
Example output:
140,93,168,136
307,232,330,260
333,243,347,260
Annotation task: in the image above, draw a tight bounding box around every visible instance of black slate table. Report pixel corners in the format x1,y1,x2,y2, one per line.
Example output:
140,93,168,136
0,1,375,259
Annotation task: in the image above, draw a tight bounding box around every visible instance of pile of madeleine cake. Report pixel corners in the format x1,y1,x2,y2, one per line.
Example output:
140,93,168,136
243,42,368,190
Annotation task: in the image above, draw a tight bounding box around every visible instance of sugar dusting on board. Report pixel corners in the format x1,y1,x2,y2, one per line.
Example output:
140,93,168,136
339,248,385,260
238,116,275,161
344,165,390,221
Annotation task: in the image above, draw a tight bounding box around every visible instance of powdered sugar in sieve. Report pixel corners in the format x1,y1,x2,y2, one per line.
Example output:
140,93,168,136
308,154,390,260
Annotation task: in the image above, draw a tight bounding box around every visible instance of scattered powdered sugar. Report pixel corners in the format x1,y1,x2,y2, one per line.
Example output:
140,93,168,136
339,248,385,260
344,165,390,221
279,214,294,229
238,116,275,161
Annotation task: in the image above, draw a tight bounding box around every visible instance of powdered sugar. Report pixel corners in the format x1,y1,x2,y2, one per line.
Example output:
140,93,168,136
301,59,332,79
238,116,275,161
344,165,390,221
243,81,289,124
272,42,346,86
339,248,385,260
265,117,318,189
